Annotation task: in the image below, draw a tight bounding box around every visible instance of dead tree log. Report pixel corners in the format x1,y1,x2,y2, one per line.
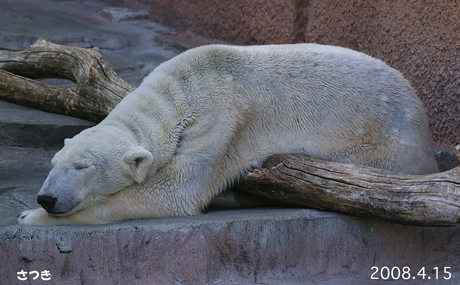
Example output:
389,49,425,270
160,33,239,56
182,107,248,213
1,39,460,226
233,154,460,226
0,38,134,122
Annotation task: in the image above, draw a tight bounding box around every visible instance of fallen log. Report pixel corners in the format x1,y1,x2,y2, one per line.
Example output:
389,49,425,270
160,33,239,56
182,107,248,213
232,153,460,226
2,39,460,226
0,38,133,122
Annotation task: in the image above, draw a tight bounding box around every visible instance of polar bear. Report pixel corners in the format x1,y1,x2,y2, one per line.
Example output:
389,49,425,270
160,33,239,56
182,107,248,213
18,43,438,225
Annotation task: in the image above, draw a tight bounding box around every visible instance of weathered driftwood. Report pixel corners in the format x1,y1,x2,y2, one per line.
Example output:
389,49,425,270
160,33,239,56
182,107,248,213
233,154,460,226
0,38,133,122
1,39,460,226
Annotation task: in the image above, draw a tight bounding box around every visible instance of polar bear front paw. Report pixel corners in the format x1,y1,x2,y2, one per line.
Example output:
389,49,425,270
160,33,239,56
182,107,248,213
17,208,51,225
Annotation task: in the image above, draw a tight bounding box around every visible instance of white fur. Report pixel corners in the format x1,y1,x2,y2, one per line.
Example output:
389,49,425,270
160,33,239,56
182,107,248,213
18,43,438,225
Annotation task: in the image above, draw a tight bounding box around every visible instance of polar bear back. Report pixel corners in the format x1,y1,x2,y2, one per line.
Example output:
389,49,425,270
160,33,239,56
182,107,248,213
114,44,438,175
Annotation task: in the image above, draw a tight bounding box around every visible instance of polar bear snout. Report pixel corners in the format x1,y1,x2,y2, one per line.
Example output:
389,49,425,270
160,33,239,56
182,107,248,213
37,168,82,215
37,195,57,212
36,193,77,215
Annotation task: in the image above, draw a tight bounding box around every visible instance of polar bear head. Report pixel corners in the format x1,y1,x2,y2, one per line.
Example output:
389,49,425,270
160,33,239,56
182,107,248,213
37,126,156,215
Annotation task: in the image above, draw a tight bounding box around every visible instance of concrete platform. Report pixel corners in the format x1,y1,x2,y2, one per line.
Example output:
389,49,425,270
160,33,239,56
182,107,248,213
0,100,95,149
2,208,460,285
1,0,460,284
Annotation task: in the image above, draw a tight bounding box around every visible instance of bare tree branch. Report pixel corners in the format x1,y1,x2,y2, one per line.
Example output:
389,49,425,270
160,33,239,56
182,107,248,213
233,154,460,226
0,38,133,122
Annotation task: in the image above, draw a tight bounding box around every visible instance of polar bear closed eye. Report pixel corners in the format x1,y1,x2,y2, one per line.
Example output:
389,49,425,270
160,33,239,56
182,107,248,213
18,43,438,225
34,130,156,215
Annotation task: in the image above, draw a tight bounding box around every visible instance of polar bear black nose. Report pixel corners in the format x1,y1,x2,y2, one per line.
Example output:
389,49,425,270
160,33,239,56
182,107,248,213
37,195,57,212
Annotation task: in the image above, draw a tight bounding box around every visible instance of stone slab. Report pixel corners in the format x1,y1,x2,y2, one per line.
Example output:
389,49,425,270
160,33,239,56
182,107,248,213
0,146,57,226
0,100,95,149
1,209,460,284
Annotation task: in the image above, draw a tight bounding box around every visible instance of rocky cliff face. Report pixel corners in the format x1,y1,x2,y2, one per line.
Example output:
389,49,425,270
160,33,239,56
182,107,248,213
149,0,460,146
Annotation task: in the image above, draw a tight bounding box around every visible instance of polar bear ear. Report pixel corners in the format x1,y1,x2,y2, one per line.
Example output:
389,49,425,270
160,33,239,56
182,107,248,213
123,147,154,183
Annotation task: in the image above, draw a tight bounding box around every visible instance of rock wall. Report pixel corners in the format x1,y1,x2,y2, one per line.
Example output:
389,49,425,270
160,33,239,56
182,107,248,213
149,0,460,146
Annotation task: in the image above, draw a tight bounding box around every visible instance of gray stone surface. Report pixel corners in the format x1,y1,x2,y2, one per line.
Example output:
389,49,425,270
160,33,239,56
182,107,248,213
2,208,460,284
0,146,58,227
0,0,178,87
0,100,95,149
1,0,460,284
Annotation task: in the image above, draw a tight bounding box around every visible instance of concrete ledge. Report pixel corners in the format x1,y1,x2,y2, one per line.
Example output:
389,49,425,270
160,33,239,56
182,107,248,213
1,209,460,284
0,100,95,149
